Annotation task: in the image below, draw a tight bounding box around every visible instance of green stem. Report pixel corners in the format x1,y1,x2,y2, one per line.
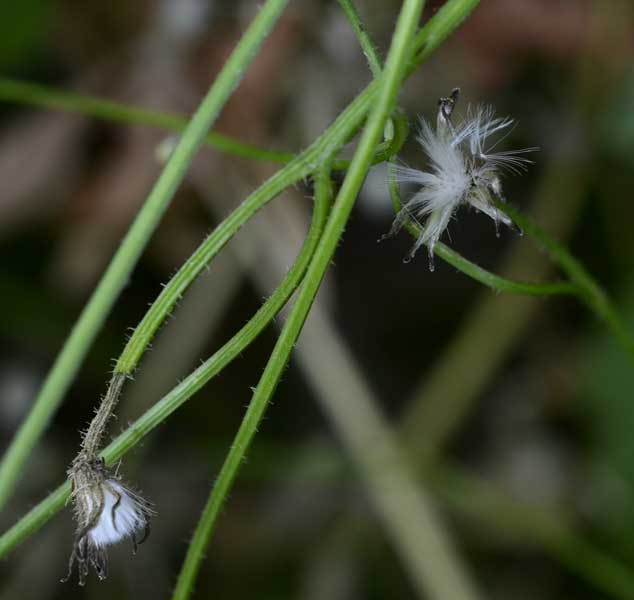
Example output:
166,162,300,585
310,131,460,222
0,77,295,165
0,0,290,511
435,242,579,296
387,161,580,296
498,202,634,359
169,0,425,593
0,0,481,555
412,0,480,67
337,0,383,77
171,166,335,600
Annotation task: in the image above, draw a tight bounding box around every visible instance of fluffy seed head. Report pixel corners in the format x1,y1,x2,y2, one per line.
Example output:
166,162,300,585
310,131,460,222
63,454,153,586
388,88,535,269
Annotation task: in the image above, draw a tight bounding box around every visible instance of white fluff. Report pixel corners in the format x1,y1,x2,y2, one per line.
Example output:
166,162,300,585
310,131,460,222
87,480,150,548
390,90,535,269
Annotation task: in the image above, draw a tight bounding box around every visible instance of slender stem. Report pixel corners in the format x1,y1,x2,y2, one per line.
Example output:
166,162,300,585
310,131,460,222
170,0,426,594
0,0,482,555
171,166,335,600
81,373,125,456
498,202,634,359
0,77,296,164
337,0,383,77
435,242,579,296
348,1,571,300
0,0,290,511
387,161,580,296
411,0,480,68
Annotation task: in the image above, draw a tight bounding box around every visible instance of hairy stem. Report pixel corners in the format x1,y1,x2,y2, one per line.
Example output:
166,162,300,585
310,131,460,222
80,373,126,457
388,160,633,359
498,201,634,360
387,160,580,296
337,0,383,77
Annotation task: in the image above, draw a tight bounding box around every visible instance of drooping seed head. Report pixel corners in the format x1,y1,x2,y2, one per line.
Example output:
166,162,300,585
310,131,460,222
63,453,153,586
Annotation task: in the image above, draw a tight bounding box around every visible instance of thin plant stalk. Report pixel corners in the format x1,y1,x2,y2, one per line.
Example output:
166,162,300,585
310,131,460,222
170,0,426,595
497,202,634,359
387,160,579,297
0,77,295,165
83,99,407,469
337,0,383,77
174,179,481,599
0,0,290,511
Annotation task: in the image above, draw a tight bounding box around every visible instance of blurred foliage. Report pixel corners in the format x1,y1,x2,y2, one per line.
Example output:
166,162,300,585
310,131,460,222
582,287,634,558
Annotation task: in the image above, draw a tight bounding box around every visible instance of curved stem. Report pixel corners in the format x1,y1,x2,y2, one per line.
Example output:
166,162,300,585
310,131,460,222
434,241,579,296
498,201,634,360
93,93,409,448
0,0,290,511
387,161,580,296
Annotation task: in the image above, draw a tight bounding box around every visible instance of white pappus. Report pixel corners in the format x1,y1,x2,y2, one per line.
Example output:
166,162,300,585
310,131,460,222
387,88,536,270
62,454,154,586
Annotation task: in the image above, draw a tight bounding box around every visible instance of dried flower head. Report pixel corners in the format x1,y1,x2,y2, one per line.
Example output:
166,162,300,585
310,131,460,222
62,452,153,586
387,88,535,270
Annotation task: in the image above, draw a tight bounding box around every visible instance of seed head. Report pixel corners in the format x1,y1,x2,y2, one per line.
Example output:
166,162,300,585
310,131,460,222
387,88,535,270
62,453,153,586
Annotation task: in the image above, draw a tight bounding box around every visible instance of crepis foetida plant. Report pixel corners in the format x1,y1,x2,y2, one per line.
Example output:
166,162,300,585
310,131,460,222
60,89,533,587
386,88,536,270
